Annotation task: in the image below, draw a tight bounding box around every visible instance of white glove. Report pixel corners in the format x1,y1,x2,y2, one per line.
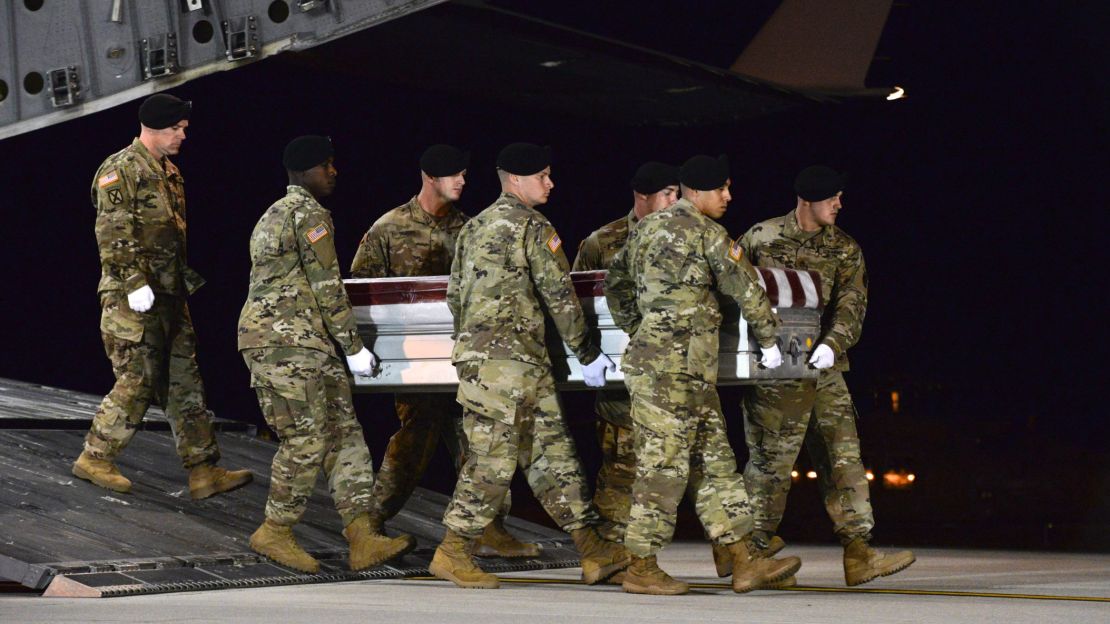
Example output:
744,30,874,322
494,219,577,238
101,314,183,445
808,344,835,369
759,344,783,369
582,354,617,388
346,347,378,377
127,285,155,313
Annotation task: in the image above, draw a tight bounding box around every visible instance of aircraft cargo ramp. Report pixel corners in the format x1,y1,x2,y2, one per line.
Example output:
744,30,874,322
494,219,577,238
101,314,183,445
0,378,577,597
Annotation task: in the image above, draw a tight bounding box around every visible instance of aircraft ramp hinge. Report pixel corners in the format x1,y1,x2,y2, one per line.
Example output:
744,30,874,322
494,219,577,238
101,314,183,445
140,34,180,80
48,66,81,108
222,16,259,61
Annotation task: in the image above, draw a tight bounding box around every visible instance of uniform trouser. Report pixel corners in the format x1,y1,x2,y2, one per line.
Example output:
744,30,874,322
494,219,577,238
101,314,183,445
623,373,753,558
592,389,636,542
85,292,218,469
369,394,511,522
442,359,599,539
742,370,874,545
243,348,375,528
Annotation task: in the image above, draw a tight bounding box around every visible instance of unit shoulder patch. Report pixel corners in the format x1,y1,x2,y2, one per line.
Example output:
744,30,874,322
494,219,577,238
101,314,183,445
546,231,562,254
98,170,121,188
106,188,124,205
305,222,330,244
728,238,744,262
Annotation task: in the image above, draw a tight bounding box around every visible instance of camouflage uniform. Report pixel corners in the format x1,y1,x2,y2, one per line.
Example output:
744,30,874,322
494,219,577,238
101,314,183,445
349,196,488,522
443,192,602,538
238,185,373,527
85,138,218,468
605,199,779,557
739,209,873,544
572,210,638,540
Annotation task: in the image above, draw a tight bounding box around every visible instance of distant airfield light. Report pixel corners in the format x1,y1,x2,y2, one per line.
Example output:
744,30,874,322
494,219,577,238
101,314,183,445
882,470,915,490
790,470,800,479
887,86,907,101
540,60,564,68
806,470,818,479
907,474,916,482
890,390,901,414
865,470,875,481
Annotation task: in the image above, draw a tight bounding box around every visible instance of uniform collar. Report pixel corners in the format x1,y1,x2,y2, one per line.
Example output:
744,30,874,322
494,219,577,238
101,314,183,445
783,208,823,242
406,195,463,227
287,185,321,205
131,138,178,178
671,198,708,224
626,209,640,229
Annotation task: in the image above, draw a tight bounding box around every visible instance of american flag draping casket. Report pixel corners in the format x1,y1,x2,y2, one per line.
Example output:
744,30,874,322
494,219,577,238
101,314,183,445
344,269,823,393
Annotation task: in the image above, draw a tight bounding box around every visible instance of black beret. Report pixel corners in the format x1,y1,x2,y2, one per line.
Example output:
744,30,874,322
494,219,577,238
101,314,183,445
631,161,679,195
680,154,730,191
138,94,191,129
794,165,845,201
283,135,334,172
496,143,552,176
420,144,470,177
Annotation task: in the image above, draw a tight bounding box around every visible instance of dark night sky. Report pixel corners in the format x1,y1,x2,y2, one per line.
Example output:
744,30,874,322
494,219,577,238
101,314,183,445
0,1,1107,543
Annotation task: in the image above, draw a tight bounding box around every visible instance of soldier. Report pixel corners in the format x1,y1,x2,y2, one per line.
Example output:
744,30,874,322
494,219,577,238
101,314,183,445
350,144,537,558
735,165,915,586
238,135,413,574
430,142,629,589
605,154,801,595
572,161,679,542
73,94,252,500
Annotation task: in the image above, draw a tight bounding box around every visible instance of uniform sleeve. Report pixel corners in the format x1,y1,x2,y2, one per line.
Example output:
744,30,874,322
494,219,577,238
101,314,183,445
821,243,868,355
93,164,148,292
296,208,364,356
707,227,779,348
349,223,390,278
572,233,602,271
603,236,641,336
447,225,468,339
737,226,758,265
528,218,600,365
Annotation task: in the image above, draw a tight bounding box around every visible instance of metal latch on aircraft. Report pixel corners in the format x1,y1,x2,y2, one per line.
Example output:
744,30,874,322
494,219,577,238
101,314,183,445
181,0,205,11
140,34,179,80
297,0,330,13
48,67,81,108
222,16,259,61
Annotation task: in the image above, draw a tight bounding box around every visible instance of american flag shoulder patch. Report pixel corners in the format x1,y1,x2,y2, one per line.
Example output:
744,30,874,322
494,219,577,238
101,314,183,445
728,238,743,262
98,170,120,188
546,231,562,254
305,223,329,244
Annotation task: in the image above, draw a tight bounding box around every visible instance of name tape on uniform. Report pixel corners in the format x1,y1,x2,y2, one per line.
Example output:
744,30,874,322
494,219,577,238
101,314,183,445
306,223,330,244
546,232,562,254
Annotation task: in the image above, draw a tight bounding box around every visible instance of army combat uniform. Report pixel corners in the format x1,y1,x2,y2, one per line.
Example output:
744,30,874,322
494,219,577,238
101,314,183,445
572,210,639,540
443,192,604,538
605,199,780,558
86,138,218,468
238,185,375,528
349,196,477,523
739,209,874,545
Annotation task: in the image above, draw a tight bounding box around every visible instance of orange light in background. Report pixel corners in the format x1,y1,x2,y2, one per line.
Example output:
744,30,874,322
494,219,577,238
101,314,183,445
806,471,818,479
882,470,915,490
865,470,874,481
890,391,901,414
790,470,799,479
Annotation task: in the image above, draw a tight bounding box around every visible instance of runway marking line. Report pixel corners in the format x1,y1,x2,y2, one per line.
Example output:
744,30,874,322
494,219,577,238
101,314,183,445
405,576,1110,603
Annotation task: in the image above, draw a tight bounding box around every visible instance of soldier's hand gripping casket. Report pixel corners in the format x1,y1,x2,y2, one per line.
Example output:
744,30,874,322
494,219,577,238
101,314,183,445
808,344,835,369
582,354,618,387
759,344,783,369
346,347,379,377
127,285,155,313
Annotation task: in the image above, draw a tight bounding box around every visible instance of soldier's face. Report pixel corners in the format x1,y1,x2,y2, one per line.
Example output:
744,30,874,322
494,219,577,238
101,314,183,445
431,170,466,202
696,180,731,219
808,192,842,226
150,120,188,157
518,167,554,207
303,157,338,198
648,185,679,213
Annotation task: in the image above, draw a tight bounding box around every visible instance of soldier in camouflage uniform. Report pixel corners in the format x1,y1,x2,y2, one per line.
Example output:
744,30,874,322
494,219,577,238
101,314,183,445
605,154,800,595
73,94,252,500
350,144,537,558
239,136,413,574
429,143,628,590
572,161,679,542
738,165,915,586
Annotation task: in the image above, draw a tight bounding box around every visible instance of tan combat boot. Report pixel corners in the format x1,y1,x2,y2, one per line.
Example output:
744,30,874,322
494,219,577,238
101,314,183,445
429,529,500,589
188,463,253,500
711,534,786,577
570,526,632,585
472,517,542,558
249,519,319,573
72,451,132,493
728,538,801,593
621,555,689,595
843,538,915,586
343,514,416,571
